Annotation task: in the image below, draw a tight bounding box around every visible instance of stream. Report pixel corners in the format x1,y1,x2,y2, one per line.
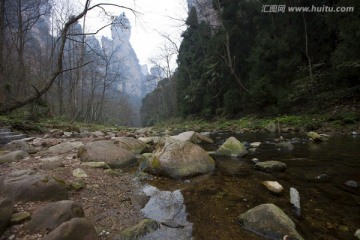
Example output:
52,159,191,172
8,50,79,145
141,132,360,240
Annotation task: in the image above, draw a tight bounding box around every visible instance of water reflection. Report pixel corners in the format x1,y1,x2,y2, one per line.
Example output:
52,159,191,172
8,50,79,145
145,133,360,239
141,185,193,240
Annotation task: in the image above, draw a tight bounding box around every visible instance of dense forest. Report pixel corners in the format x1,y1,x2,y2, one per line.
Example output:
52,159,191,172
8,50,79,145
0,0,141,126
141,0,360,126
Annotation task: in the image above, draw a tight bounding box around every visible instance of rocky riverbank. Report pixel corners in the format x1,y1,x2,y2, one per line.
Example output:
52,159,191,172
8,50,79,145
1,125,359,240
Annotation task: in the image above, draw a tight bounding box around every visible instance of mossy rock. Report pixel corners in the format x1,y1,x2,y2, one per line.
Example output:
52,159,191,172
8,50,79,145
216,137,248,157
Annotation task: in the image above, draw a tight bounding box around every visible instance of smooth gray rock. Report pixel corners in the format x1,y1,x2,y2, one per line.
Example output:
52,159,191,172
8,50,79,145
140,185,193,239
276,141,294,150
27,200,85,233
0,150,29,164
0,198,13,235
355,229,360,239
3,140,36,153
290,187,301,216
0,170,68,202
41,161,65,170
144,139,215,179
255,161,287,172
262,181,284,194
237,203,304,240
170,131,214,144
46,141,84,155
113,137,147,154
78,140,136,168
43,218,99,240
344,180,358,188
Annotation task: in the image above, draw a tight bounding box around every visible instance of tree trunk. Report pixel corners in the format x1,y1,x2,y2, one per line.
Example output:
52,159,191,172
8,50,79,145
0,0,92,114
302,12,314,93
0,0,5,103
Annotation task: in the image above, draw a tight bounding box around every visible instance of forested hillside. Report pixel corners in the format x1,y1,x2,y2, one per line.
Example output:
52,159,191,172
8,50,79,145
141,0,360,125
0,0,144,126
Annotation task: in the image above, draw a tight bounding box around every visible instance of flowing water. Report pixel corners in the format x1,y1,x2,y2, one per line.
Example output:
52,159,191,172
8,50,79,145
145,132,360,240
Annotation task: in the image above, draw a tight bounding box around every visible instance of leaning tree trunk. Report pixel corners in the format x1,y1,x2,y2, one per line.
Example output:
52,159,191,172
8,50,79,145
0,0,91,114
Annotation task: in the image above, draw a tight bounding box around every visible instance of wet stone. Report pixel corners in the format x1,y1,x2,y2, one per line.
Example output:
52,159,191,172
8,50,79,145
344,180,358,188
355,229,360,239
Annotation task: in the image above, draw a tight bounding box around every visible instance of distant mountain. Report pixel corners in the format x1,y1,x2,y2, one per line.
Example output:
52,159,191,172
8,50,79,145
98,12,146,126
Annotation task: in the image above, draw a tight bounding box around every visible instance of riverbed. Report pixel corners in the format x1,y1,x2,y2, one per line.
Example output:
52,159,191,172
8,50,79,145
146,132,360,240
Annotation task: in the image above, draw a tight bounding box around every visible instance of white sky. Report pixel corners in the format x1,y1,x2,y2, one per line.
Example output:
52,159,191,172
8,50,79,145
77,0,188,68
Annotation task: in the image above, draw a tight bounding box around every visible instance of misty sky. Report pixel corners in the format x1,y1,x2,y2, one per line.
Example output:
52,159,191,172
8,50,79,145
79,0,188,67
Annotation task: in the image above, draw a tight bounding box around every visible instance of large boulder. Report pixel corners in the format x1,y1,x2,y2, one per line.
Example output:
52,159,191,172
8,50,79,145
113,137,147,154
43,218,99,240
78,140,136,168
255,161,287,172
0,150,29,164
27,200,85,233
170,131,214,144
144,139,215,179
237,203,304,240
215,137,248,157
0,198,13,235
46,141,84,155
0,170,68,202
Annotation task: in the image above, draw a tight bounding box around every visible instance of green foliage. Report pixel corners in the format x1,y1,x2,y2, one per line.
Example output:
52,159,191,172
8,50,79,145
153,0,360,122
223,89,242,115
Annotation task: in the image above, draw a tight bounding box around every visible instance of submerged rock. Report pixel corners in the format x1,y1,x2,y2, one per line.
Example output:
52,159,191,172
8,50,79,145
290,187,301,216
117,219,159,240
262,181,284,195
344,180,358,188
255,161,287,172
307,131,328,142
140,185,193,240
276,141,294,151
237,203,304,240
144,139,215,179
215,137,248,157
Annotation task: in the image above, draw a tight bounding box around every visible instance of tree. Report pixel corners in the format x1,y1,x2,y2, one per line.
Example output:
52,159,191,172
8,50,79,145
0,0,136,114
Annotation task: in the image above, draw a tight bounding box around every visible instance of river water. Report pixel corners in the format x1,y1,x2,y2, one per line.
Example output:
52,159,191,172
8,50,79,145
145,132,360,240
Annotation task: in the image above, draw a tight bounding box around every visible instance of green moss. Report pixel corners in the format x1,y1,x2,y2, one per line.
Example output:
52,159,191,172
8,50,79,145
151,156,161,170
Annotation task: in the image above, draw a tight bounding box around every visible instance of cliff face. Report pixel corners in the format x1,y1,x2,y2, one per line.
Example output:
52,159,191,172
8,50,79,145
187,0,219,27
101,13,146,100
100,13,146,126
